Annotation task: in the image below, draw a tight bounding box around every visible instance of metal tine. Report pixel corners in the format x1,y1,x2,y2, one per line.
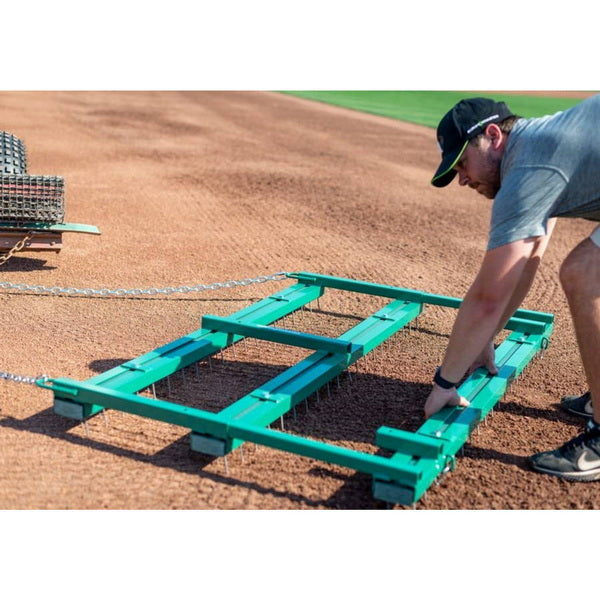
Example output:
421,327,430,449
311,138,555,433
194,362,200,378
152,383,157,399
240,445,245,464
82,419,90,437
223,455,230,476
102,409,109,426
181,368,187,384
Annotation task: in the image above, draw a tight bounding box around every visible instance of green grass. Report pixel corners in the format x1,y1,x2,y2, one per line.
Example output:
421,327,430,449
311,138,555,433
281,91,589,129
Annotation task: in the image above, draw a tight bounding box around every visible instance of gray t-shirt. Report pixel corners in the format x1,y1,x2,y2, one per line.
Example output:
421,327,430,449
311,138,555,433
488,94,600,250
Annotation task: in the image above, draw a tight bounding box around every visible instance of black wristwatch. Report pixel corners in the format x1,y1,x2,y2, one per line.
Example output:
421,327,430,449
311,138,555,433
433,366,458,389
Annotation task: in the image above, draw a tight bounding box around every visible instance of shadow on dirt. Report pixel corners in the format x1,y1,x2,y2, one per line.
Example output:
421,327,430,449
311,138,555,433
0,256,56,271
0,350,566,509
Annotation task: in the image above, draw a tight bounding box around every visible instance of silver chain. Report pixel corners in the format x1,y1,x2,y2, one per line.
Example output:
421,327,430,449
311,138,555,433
0,271,288,297
1,371,49,386
0,271,289,385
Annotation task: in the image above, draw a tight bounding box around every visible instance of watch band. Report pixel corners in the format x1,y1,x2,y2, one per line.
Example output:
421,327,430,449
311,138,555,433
433,366,458,389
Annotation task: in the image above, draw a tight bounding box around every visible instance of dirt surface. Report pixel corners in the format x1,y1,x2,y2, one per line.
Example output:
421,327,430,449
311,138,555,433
0,91,597,509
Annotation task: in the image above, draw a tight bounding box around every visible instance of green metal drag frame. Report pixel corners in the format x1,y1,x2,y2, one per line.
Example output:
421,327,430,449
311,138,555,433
37,272,553,506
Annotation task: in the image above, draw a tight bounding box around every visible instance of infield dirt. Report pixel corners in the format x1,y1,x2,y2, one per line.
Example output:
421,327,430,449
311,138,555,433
0,91,597,509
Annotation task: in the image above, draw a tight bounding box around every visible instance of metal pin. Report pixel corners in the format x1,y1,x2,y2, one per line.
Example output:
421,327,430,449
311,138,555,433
152,383,157,399
195,363,200,377
208,357,213,371
102,409,109,426
292,406,297,419
240,445,245,464
232,343,237,359
317,297,321,311
243,337,248,352
280,415,285,430
82,419,90,437
224,455,229,475
181,368,187,383
220,349,224,364
316,389,320,403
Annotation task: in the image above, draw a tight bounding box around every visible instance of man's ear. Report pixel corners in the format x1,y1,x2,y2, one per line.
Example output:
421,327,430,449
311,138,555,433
485,123,504,150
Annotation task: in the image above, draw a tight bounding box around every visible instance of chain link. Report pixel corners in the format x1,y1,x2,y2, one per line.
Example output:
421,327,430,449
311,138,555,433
0,232,33,266
0,371,49,386
0,271,289,386
0,271,288,297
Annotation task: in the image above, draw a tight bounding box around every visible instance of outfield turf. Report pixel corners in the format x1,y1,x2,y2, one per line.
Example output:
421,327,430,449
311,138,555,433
282,91,589,129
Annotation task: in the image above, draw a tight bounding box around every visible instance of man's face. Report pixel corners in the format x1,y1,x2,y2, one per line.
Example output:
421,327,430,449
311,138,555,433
453,139,502,199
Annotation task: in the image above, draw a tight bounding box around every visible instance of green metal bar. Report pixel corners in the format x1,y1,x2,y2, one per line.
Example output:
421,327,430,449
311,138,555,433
39,270,554,506
41,378,230,436
372,319,553,504
89,282,321,392
195,299,422,449
41,375,423,485
48,282,323,419
0,222,101,234
287,271,554,330
201,315,356,355
226,423,421,485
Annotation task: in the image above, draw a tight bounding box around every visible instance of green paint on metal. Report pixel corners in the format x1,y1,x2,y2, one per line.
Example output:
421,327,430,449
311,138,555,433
39,272,553,506
0,221,100,234
201,314,357,354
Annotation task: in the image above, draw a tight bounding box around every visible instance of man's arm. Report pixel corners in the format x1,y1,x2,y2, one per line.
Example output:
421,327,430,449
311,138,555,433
424,232,552,418
467,218,557,374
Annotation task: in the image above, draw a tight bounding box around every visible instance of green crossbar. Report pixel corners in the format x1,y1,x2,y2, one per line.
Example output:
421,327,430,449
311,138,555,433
0,221,100,234
38,272,553,506
201,315,357,355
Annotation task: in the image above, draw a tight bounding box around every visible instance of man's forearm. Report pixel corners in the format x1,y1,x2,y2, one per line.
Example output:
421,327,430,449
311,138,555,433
490,253,541,338
437,234,551,385
440,290,509,382
488,222,555,341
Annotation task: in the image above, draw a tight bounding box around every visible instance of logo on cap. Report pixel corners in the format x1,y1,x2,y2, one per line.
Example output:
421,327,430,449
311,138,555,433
437,135,444,154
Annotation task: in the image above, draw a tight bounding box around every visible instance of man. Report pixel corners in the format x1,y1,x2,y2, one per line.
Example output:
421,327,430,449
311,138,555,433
426,95,600,481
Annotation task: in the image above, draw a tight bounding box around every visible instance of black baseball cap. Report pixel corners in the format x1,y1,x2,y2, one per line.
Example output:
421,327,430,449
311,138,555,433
431,97,515,187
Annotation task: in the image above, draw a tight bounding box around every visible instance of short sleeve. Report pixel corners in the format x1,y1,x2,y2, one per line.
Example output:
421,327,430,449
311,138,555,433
488,166,568,250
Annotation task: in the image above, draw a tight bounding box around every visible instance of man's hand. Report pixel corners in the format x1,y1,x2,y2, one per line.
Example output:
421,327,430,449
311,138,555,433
424,385,469,419
466,340,498,376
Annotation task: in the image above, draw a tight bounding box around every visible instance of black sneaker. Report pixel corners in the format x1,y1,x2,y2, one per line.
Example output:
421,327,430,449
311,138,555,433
530,420,600,481
560,391,592,418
